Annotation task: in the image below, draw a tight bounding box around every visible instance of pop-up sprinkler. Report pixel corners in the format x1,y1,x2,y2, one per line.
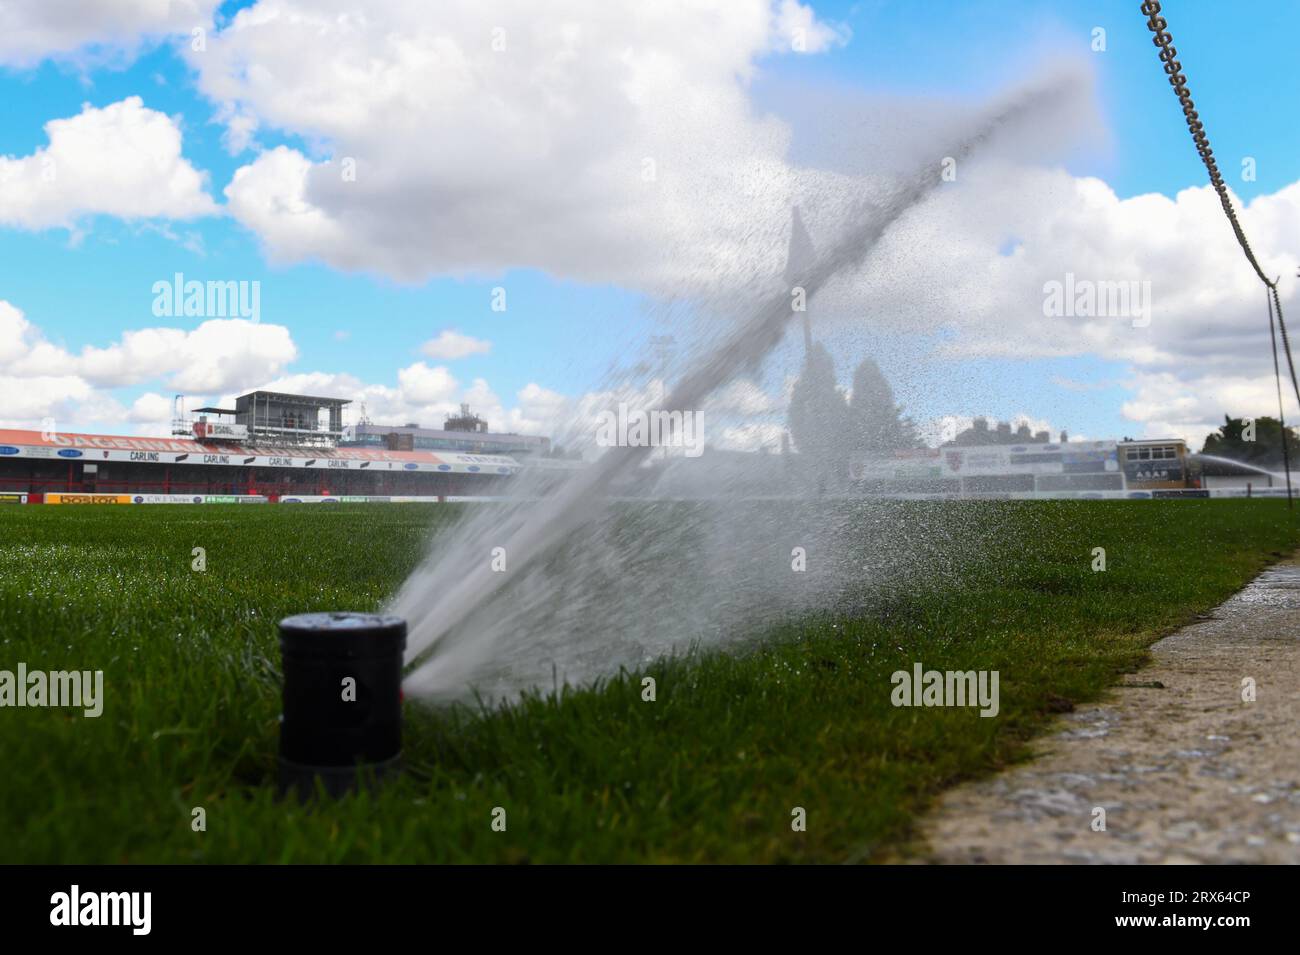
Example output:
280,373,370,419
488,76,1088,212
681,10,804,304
278,612,406,799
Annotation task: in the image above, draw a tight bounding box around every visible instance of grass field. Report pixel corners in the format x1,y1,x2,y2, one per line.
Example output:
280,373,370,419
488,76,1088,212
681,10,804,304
0,500,1294,863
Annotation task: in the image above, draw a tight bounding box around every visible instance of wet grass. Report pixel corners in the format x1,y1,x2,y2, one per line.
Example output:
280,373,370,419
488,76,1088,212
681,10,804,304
0,500,1293,863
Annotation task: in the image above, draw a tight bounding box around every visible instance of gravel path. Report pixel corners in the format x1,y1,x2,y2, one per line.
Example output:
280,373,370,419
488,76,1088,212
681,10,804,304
919,558,1300,864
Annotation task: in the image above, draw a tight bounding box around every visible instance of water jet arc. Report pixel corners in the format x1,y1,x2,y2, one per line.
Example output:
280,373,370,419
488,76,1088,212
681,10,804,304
395,69,1083,695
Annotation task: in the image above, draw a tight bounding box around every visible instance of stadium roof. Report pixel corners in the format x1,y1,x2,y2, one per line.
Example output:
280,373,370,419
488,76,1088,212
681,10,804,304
238,390,351,406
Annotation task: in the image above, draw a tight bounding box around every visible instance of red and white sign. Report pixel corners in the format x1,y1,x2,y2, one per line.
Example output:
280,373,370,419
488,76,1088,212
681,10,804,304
193,421,249,440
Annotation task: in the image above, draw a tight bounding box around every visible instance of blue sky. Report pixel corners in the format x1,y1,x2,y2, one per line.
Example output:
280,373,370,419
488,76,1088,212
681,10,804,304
0,0,1295,446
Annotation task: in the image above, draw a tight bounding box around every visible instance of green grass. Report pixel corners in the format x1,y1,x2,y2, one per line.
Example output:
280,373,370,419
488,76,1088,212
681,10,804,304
0,500,1293,863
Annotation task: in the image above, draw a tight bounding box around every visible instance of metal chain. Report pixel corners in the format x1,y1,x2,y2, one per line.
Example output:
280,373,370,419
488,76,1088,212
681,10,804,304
1273,284,1300,411
1268,289,1294,505
1141,1,1300,423
1140,0,1272,287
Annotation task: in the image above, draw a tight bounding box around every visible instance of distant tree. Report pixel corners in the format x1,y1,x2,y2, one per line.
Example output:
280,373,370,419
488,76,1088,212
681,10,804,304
788,342,853,484
1202,415,1300,468
848,357,919,454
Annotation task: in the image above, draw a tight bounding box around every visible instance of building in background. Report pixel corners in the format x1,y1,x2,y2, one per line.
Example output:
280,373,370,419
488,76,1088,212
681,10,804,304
341,403,551,458
849,407,1284,497
0,391,556,502
945,417,1054,446
184,391,349,448
850,436,1283,498
340,423,545,455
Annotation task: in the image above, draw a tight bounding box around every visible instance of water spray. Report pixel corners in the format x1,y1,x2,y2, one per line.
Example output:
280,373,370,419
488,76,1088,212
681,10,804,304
392,68,1088,698
278,612,406,799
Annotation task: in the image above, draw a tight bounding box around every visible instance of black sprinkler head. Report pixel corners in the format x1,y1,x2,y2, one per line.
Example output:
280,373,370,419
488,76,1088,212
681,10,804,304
278,611,406,800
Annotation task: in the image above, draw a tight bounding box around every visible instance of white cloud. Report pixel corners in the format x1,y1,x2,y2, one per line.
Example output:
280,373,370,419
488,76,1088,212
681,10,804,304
0,0,220,67
397,363,459,407
1120,371,1297,446
421,330,492,360
704,378,779,416
222,146,347,265
772,0,849,53
127,392,174,431
76,319,297,392
0,97,218,230
0,298,576,440
128,391,173,420
510,383,571,434
199,0,845,287
0,300,297,426
0,373,93,425
811,167,1300,448
819,170,1300,370
0,304,128,430
2,296,579,439
716,422,785,451
459,379,571,437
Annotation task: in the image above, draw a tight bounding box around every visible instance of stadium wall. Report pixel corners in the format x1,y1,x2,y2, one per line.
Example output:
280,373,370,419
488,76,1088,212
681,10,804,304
0,428,522,500
0,458,508,499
